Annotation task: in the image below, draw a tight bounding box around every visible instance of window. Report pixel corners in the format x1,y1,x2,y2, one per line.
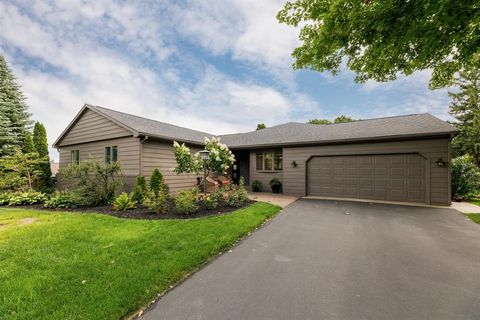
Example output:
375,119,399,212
70,150,80,165
256,151,282,171
105,146,118,164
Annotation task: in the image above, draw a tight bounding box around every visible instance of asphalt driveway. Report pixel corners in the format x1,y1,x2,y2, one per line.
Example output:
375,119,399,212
142,199,480,320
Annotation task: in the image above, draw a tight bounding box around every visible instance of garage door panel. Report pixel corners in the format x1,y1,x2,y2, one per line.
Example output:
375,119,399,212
307,154,425,203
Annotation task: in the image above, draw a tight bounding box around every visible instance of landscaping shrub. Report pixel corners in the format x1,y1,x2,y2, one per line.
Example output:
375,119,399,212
202,194,218,210
131,176,148,204
269,178,282,193
58,159,124,206
210,187,225,205
150,169,166,196
451,155,480,200
143,191,169,214
0,193,11,205
227,177,249,207
44,191,81,209
251,180,262,192
6,191,46,206
174,188,199,214
113,192,136,211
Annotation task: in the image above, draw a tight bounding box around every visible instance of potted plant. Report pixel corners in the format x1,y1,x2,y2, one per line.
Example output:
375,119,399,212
269,178,282,193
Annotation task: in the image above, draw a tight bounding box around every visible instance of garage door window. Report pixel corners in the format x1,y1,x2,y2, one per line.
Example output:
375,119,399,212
256,151,282,171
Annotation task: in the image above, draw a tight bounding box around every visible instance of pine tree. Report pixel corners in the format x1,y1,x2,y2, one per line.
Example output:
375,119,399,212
150,169,164,196
33,122,53,188
449,67,480,164
0,55,32,155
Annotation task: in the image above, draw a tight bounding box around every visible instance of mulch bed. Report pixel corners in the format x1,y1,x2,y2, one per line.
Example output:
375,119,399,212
14,200,256,220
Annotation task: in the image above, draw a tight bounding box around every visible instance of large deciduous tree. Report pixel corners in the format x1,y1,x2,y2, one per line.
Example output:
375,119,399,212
449,67,480,164
0,55,32,154
277,0,480,88
33,122,53,188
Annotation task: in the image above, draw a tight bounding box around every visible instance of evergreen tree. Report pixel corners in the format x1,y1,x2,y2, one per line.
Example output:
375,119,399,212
21,131,35,154
150,169,164,196
449,67,480,164
33,122,53,188
0,55,32,154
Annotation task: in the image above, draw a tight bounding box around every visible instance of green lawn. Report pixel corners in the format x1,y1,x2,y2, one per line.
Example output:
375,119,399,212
466,214,480,224
469,198,480,206
0,202,280,320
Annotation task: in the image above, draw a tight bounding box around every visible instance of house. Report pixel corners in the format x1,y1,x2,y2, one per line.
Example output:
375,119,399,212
53,104,459,205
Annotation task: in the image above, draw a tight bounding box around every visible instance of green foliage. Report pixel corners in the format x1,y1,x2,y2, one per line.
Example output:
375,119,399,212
307,115,354,125
4,191,46,206
256,123,266,130
174,188,199,214
277,1,480,89
0,193,9,205
227,177,249,207
451,155,480,201
0,148,45,191
44,191,81,209
58,158,124,206
449,68,480,164
113,192,136,211
173,137,235,176
202,189,223,210
307,118,331,125
143,191,169,214
22,131,35,154
33,122,53,189
131,176,148,203
150,169,167,197
0,54,32,155
251,180,262,192
269,178,282,193
333,115,354,123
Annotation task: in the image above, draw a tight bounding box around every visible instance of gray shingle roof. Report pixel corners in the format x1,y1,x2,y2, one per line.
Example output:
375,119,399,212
220,114,458,148
89,104,213,145
57,104,458,148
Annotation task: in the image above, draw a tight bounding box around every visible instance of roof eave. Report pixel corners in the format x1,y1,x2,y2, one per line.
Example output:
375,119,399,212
226,131,458,150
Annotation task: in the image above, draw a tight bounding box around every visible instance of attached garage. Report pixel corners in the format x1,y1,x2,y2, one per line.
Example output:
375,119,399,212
306,154,426,203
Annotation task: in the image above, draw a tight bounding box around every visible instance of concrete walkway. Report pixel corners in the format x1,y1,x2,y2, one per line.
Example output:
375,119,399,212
248,192,298,208
141,199,480,320
451,201,480,213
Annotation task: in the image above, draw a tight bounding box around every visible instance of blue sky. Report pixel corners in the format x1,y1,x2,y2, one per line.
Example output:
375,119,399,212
0,0,452,160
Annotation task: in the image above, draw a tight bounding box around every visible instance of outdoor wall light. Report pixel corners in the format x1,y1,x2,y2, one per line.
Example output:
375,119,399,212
435,158,446,167
291,161,298,168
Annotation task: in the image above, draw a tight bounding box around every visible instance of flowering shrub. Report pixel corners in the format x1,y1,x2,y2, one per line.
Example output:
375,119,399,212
173,137,235,176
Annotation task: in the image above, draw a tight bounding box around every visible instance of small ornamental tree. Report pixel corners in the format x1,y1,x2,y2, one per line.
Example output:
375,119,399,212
0,148,44,191
173,137,236,177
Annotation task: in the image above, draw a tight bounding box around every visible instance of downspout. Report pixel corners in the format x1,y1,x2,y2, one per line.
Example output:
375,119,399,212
139,136,149,176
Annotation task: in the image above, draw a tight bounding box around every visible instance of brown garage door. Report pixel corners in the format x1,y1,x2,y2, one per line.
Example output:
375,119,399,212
307,154,426,203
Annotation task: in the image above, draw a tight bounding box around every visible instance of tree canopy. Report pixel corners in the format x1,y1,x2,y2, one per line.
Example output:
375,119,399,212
33,122,53,188
277,0,480,88
307,115,354,124
449,67,480,164
256,123,266,130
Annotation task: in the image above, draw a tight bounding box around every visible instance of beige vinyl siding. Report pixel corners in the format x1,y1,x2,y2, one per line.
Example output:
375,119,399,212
57,109,132,147
249,149,283,190
282,138,451,205
142,141,200,193
58,137,141,189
